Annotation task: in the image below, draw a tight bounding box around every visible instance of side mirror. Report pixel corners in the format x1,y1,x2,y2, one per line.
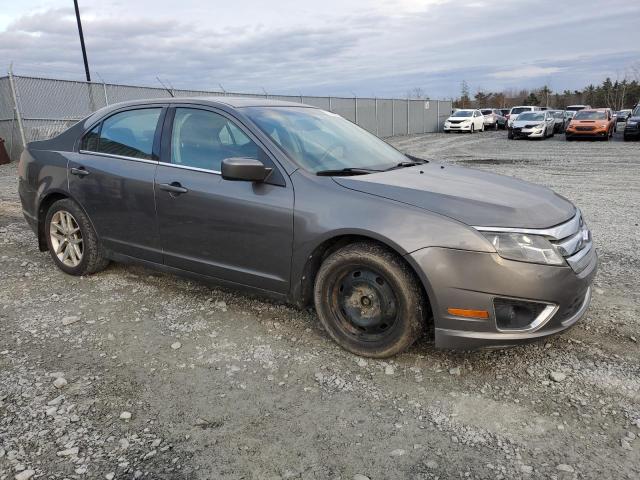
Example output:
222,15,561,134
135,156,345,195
221,157,272,182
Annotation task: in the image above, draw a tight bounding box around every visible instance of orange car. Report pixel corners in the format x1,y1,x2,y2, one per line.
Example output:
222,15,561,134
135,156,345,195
565,108,615,141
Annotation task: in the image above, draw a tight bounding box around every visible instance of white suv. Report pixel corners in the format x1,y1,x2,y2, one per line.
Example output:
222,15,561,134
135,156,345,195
444,109,485,133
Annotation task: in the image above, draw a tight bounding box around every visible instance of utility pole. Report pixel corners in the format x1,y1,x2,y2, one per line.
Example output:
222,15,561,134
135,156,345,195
74,0,91,82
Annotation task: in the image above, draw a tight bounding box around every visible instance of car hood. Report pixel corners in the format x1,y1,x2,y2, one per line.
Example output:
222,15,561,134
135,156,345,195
512,119,544,128
570,119,609,127
333,163,575,228
446,117,471,122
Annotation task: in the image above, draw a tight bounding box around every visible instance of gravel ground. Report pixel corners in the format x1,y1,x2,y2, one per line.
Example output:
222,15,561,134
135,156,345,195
1,130,639,480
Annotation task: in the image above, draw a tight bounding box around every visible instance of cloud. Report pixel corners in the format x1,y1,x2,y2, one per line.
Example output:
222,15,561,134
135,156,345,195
1,0,639,98
491,66,564,80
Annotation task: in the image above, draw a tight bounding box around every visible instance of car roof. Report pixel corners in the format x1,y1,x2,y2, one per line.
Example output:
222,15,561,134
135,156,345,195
104,96,314,110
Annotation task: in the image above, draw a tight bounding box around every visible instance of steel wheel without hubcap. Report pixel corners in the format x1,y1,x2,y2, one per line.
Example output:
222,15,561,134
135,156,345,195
330,267,399,341
314,242,426,357
49,210,83,267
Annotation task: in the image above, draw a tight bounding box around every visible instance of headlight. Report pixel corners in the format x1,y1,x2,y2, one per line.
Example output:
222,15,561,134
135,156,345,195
481,232,565,265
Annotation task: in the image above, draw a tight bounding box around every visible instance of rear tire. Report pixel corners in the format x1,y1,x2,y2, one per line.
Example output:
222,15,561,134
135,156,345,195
44,199,109,276
314,242,427,358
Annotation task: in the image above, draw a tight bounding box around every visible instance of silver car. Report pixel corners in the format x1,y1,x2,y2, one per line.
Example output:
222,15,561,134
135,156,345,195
508,111,556,139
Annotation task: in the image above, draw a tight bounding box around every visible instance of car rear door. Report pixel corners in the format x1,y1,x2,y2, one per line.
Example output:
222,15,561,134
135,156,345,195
69,105,166,263
154,105,294,294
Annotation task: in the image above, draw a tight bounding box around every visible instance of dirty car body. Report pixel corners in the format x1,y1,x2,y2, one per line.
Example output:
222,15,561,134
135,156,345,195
18,97,597,356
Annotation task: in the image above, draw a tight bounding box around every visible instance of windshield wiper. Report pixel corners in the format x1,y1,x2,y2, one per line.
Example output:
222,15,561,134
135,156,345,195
316,167,381,176
385,158,428,171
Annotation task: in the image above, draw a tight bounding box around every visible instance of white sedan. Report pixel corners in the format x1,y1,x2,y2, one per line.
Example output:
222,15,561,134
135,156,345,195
444,109,485,133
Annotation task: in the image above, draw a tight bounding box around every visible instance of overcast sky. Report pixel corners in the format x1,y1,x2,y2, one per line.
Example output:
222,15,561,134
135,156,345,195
2,0,639,98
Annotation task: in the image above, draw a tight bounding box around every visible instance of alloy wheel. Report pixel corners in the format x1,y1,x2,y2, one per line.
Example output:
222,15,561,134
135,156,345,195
49,210,83,267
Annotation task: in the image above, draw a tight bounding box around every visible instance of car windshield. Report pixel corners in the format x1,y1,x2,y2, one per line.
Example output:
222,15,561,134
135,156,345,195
517,112,545,121
574,111,606,120
243,107,408,173
511,107,531,115
633,107,640,116
451,110,474,117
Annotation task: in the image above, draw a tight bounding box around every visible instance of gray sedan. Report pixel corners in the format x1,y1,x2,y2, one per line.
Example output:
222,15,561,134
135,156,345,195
18,97,597,357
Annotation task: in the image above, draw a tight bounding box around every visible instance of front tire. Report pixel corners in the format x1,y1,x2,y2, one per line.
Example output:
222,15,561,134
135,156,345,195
314,242,427,358
45,199,109,276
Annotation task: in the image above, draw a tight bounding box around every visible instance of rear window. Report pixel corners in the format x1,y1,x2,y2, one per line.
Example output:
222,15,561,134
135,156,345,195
511,107,532,115
81,108,162,160
480,110,493,115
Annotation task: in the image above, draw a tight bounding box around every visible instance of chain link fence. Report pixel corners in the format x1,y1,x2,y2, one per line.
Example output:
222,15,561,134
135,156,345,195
0,74,452,162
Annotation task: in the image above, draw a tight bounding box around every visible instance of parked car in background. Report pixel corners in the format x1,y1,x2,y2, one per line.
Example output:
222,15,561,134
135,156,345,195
566,105,591,112
548,110,568,133
565,108,615,141
508,110,556,139
615,109,632,124
444,109,485,133
623,104,640,141
480,109,506,130
507,106,542,127
499,108,510,117
17,97,597,356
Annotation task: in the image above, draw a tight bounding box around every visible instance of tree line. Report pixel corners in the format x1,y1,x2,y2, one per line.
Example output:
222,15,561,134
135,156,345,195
451,75,640,111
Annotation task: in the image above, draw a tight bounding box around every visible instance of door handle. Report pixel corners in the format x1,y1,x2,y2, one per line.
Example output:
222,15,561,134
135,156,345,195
159,182,188,195
70,167,90,177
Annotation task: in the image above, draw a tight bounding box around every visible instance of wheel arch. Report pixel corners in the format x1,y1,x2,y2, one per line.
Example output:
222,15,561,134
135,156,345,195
36,190,98,253
293,233,434,331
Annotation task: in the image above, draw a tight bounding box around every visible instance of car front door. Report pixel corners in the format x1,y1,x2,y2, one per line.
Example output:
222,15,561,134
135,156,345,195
154,106,294,294
69,106,166,262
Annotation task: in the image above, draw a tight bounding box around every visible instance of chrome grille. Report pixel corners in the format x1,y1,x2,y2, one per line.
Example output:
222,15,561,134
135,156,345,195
548,211,593,273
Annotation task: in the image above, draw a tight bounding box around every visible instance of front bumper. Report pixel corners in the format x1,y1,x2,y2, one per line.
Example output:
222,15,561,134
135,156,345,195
409,245,597,349
510,127,545,138
565,128,609,139
444,123,472,131
623,126,640,139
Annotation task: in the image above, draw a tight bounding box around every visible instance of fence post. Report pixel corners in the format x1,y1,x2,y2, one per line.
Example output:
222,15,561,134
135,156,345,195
8,66,27,152
354,96,358,125
375,98,379,137
406,99,410,135
423,100,426,134
103,81,109,106
329,96,333,112
391,99,395,136
437,101,440,133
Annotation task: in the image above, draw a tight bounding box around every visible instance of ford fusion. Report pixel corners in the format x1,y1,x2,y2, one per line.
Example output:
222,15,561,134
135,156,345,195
18,98,597,357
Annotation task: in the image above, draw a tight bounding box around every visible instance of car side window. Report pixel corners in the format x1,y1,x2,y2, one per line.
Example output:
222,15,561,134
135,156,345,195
170,108,266,172
82,108,162,160
81,124,100,151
